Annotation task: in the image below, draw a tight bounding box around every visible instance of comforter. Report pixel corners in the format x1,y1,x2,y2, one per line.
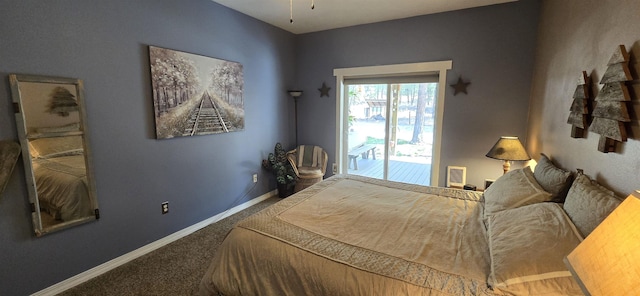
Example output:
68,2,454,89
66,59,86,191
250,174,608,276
200,174,582,295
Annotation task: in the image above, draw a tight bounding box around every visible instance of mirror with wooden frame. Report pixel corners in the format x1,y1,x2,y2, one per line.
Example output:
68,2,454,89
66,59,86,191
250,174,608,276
10,74,99,237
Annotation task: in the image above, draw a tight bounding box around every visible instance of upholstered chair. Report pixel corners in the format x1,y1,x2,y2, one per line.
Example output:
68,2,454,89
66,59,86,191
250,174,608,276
286,145,328,192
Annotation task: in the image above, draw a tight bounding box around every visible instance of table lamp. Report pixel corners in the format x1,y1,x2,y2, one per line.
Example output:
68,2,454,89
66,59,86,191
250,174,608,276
564,190,640,295
485,136,531,174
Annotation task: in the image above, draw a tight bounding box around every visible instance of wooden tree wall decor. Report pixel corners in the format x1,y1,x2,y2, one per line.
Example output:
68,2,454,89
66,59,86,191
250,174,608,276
589,45,632,153
567,71,591,138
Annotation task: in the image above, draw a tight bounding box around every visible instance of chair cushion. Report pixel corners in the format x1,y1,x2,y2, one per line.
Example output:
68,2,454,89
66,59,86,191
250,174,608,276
297,167,323,178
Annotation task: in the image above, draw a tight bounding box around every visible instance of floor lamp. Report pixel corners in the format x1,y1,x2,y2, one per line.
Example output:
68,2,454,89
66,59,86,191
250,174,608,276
288,90,303,146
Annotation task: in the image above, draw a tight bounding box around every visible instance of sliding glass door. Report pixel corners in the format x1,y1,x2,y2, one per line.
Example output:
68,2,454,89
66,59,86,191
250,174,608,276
334,61,452,187
346,82,437,186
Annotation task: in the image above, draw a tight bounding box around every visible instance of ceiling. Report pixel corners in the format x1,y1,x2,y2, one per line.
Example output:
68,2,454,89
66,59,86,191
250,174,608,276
211,0,517,34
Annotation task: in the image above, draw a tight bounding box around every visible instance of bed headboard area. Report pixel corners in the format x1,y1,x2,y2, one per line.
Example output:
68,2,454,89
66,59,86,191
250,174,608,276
526,0,640,197
487,152,623,238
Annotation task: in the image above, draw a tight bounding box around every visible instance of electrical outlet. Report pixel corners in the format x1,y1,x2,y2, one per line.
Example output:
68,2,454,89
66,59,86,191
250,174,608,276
253,174,258,183
161,201,169,214
332,163,337,174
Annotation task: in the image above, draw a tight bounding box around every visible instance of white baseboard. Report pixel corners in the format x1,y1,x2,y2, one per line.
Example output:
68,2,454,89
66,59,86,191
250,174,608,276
31,190,277,296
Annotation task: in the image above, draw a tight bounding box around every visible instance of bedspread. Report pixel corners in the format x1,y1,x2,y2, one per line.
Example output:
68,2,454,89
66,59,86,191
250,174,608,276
200,175,498,296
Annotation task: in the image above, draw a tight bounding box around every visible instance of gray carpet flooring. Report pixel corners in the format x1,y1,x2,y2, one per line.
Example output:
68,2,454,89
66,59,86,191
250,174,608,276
58,197,281,296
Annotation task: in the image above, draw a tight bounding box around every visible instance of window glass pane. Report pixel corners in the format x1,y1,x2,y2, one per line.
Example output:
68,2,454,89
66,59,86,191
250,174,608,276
346,82,436,186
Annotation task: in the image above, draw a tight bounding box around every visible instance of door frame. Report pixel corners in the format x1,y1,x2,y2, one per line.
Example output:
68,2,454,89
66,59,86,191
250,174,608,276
333,60,452,186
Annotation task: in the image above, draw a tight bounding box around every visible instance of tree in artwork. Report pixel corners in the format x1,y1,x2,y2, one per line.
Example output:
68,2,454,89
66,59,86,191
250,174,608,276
47,86,78,117
589,45,632,153
567,71,591,138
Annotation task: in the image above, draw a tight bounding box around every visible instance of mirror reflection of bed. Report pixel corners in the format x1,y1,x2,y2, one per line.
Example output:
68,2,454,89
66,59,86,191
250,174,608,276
28,134,93,229
10,74,99,236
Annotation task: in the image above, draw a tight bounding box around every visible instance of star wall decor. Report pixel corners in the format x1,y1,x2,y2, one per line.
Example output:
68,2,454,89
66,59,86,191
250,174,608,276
450,76,471,95
318,82,331,97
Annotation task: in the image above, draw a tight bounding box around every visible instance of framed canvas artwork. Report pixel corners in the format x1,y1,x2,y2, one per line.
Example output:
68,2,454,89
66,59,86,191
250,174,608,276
149,46,244,139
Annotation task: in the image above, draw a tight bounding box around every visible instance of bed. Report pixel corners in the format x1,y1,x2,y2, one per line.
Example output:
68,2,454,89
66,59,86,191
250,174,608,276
200,154,623,295
29,135,93,222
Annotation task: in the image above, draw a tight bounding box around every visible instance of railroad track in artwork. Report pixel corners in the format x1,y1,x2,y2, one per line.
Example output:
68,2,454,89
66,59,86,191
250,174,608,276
184,92,229,136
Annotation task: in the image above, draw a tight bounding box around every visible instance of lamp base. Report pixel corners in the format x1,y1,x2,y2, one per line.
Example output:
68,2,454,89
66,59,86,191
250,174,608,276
502,160,511,175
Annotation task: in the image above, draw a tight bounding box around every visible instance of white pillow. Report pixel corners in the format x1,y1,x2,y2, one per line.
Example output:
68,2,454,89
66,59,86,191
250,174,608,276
487,203,583,295
483,166,552,219
28,136,83,159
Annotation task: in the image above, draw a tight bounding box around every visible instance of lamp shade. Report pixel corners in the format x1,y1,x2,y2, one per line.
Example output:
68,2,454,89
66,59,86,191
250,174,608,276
288,90,303,97
564,190,640,295
485,136,531,161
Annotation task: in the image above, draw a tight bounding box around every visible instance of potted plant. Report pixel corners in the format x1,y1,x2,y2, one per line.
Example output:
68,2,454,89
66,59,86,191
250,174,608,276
262,142,296,198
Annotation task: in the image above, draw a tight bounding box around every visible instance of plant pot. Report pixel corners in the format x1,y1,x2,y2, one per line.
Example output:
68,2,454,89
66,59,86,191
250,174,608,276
277,183,293,198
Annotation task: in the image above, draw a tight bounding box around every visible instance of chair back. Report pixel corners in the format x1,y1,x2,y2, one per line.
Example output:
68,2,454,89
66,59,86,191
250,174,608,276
296,145,325,168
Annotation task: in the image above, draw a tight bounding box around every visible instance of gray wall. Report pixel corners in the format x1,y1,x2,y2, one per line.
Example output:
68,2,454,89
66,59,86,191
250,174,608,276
527,0,640,196
0,0,544,294
0,1,295,294
294,0,541,187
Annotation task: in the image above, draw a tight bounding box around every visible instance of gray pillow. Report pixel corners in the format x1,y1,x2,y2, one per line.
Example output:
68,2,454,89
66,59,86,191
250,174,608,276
533,153,573,202
563,173,622,237
483,166,553,219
